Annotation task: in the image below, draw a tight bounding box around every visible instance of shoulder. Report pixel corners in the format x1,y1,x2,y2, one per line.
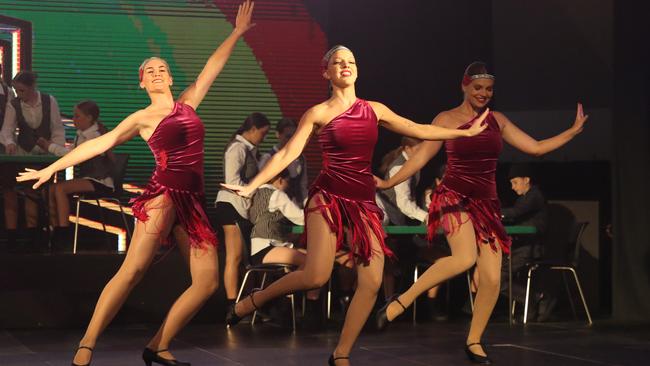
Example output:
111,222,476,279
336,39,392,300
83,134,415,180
366,100,387,115
490,110,509,128
432,110,457,127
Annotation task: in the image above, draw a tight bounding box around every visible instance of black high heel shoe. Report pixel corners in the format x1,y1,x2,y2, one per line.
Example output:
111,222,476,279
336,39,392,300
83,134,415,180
225,288,260,327
465,343,492,364
328,354,349,365
375,294,407,331
142,348,191,366
71,345,93,366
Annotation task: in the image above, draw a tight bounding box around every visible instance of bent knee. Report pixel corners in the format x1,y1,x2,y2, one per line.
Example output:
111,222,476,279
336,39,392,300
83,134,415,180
302,273,330,289
117,267,147,286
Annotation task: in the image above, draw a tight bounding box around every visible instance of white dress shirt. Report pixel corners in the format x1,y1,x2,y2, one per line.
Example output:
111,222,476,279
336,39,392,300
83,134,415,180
384,151,428,223
215,134,257,219
0,91,65,155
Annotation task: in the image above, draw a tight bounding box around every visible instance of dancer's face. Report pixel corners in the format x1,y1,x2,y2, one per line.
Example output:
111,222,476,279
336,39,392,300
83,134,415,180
323,49,357,88
463,79,494,109
139,59,173,93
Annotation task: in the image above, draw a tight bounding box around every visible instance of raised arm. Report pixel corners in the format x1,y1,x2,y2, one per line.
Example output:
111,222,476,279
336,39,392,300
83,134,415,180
370,101,488,140
222,107,317,197
498,103,588,156
178,0,255,109
17,111,141,189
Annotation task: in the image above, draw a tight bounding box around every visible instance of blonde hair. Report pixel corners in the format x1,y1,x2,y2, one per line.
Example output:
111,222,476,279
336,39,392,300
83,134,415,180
138,57,172,81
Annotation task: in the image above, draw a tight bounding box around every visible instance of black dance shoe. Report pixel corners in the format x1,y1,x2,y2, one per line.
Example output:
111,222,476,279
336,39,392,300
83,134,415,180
142,348,191,366
328,354,349,365
225,288,260,328
465,343,492,364
375,294,407,331
71,345,93,366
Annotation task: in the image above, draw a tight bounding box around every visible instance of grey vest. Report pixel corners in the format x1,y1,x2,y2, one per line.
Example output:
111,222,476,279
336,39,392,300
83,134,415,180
379,153,418,225
12,93,51,152
249,187,292,242
75,133,111,180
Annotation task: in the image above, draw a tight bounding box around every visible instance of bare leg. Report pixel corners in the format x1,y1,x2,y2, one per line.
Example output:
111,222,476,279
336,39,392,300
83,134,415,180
333,234,385,365
385,213,478,321
72,195,175,365
233,193,336,316
53,179,95,227
146,225,219,361
426,285,440,299
24,189,39,228
223,224,243,300
3,189,18,229
262,247,320,299
466,244,502,357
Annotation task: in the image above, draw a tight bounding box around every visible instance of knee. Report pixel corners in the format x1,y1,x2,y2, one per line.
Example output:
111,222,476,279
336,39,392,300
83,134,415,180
225,250,242,265
455,255,477,272
479,271,501,292
362,274,383,294
302,272,330,289
118,266,147,287
193,277,219,296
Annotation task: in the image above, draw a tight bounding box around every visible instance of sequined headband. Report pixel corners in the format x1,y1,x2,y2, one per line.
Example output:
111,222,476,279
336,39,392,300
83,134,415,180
462,73,495,86
321,45,351,68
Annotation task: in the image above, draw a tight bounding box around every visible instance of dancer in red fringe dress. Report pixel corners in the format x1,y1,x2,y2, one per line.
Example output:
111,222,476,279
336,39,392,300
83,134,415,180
374,61,589,364
17,2,256,365
222,45,488,366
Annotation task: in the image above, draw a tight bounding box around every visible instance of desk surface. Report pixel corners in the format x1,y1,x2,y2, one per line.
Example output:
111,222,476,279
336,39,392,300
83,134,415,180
0,154,59,164
292,225,536,235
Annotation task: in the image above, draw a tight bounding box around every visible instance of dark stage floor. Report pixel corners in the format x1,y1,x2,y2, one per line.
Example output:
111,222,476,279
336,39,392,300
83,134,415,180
1,320,648,365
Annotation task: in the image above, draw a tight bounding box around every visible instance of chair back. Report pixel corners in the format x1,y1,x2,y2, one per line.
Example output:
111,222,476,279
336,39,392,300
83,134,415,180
110,153,129,197
567,221,588,267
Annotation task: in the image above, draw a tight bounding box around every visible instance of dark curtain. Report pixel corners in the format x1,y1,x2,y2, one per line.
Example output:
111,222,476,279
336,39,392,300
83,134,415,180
612,1,650,321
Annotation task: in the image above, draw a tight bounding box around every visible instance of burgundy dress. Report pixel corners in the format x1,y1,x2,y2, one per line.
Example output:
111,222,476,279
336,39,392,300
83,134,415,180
130,102,217,249
307,99,391,262
427,112,511,253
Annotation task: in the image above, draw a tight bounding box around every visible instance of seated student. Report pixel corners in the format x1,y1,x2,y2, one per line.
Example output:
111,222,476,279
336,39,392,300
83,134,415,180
47,100,115,250
249,169,304,265
248,169,325,325
500,163,555,321
0,71,65,251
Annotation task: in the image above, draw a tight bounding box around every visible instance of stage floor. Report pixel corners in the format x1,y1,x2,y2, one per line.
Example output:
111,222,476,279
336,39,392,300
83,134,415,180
1,320,648,365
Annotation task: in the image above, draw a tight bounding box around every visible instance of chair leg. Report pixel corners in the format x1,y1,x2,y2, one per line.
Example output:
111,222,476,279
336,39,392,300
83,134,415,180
236,270,253,303
327,278,332,320
562,271,578,320
73,196,81,254
413,266,419,323
289,293,296,332
252,272,268,325
466,270,475,312
568,268,593,325
523,266,535,324
113,198,132,242
95,199,111,248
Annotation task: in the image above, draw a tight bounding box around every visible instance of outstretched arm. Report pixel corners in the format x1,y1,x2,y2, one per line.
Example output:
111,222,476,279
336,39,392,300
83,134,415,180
178,0,255,109
222,107,317,197
499,103,588,156
370,101,488,140
16,111,141,189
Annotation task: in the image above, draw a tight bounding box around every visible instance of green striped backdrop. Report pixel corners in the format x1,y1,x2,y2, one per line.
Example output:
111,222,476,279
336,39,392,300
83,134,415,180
0,0,285,200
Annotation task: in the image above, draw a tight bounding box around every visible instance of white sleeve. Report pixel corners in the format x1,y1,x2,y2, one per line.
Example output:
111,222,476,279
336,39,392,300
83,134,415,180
390,165,427,222
1,101,17,146
268,189,304,225
375,193,391,225
224,142,247,186
47,96,68,156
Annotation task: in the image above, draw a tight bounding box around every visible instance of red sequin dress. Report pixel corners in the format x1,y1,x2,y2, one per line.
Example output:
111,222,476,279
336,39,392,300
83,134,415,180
307,99,391,262
130,102,217,248
427,112,511,253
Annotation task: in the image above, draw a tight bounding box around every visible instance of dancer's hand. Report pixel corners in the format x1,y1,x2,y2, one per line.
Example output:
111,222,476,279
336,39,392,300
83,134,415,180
465,108,490,137
221,183,254,198
16,167,54,189
570,103,589,134
374,175,391,190
233,0,256,36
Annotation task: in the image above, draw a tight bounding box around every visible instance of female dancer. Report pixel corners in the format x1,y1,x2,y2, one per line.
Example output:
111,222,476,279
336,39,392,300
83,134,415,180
222,45,488,366
374,61,588,364
17,2,255,365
